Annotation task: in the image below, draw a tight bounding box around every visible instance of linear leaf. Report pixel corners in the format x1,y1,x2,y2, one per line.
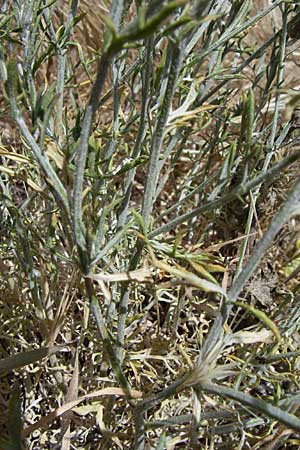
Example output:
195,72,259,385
200,381,300,432
0,346,66,372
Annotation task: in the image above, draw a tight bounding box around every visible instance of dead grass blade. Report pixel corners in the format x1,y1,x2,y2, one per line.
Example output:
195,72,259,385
0,346,67,372
22,387,143,438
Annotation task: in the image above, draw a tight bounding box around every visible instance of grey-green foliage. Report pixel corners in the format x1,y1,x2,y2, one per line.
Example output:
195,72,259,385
2,0,300,448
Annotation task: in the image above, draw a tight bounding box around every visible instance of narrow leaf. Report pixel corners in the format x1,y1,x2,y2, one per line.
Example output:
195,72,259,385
200,381,300,432
231,301,281,342
0,346,66,372
149,247,226,296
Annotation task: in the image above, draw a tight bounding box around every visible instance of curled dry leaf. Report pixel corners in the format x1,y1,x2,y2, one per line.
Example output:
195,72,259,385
88,267,154,283
22,387,143,438
227,329,274,345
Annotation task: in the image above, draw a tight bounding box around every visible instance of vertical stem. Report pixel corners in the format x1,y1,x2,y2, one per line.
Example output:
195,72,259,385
134,405,146,450
85,277,133,399
115,38,154,364
72,0,129,265
142,41,184,230
56,51,66,141
111,0,131,32
72,54,110,260
235,6,287,277
117,37,153,228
